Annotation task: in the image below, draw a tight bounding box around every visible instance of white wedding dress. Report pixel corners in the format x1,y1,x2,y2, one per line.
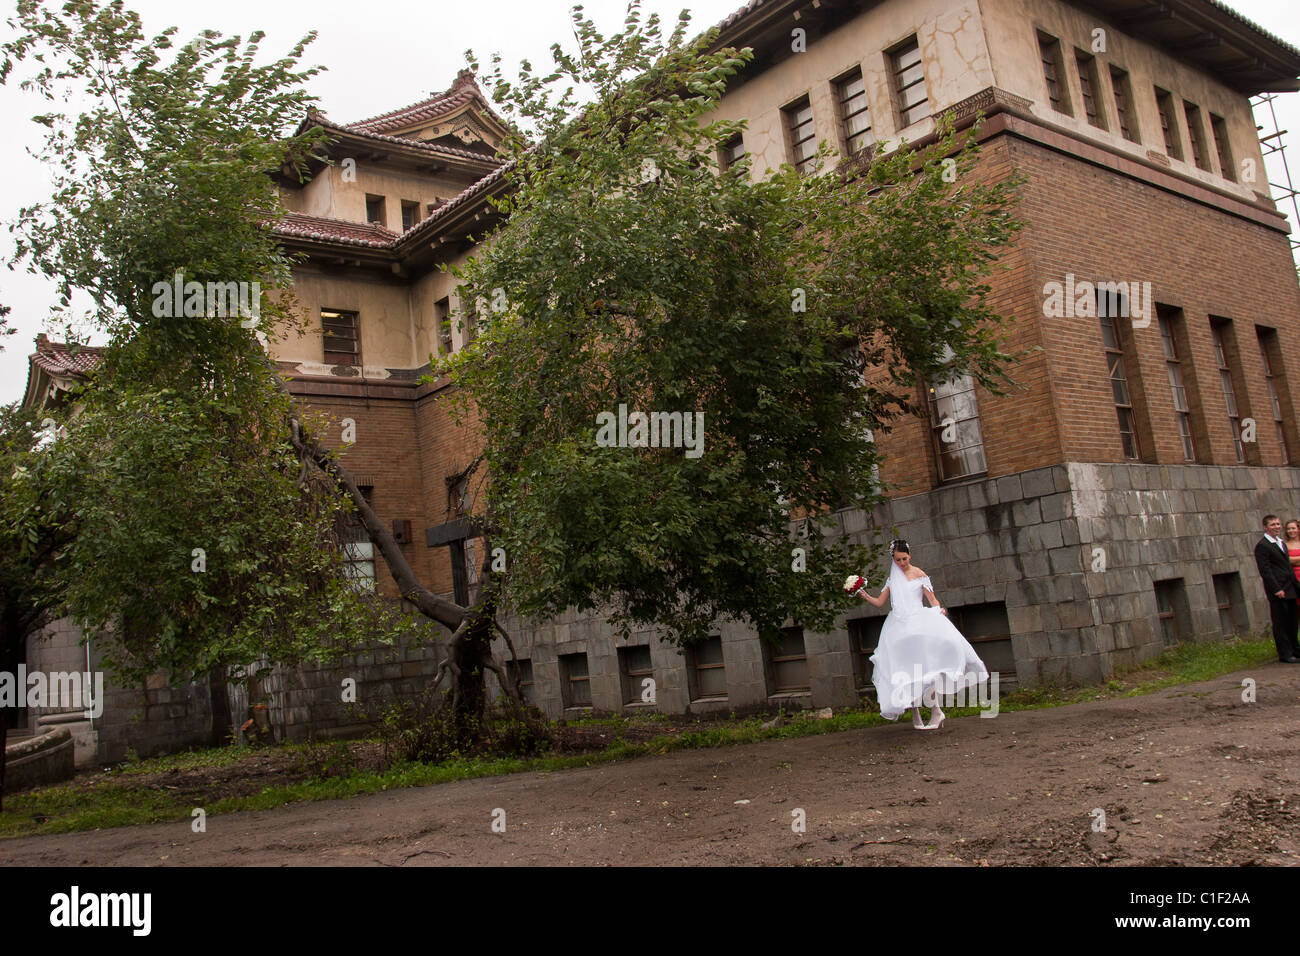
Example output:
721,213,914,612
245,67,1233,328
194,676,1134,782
870,563,989,720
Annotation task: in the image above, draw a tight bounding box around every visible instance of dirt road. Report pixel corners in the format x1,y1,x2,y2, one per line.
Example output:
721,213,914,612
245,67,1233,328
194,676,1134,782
3,664,1298,866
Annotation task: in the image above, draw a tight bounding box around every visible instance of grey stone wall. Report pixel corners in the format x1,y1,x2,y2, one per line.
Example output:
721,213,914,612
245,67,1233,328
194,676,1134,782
25,460,1293,755
24,619,214,765
493,461,1294,717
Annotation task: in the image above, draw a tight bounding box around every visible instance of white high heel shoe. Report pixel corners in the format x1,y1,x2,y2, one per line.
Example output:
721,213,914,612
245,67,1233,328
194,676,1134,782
912,707,926,730
921,706,945,730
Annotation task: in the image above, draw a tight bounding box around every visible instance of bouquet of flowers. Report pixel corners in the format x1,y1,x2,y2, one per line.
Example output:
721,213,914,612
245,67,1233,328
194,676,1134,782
843,574,867,596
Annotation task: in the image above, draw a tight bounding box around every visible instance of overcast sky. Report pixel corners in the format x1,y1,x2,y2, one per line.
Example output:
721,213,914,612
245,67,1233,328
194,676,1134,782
1,0,1297,403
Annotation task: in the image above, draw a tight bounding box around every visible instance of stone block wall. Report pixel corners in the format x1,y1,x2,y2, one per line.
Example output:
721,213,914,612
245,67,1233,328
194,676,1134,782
492,460,1294,717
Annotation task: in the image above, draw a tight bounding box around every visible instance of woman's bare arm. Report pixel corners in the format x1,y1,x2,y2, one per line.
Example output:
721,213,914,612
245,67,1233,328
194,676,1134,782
922,585,948,615
857,586,889,609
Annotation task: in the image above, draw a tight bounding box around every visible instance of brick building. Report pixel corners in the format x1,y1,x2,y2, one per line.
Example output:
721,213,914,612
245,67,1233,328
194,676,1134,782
23,0,1300,752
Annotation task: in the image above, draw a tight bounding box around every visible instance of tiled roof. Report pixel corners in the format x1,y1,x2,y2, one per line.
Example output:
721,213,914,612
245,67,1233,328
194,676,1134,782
30,334,104,378
275,211,400,248
398,160,515,245
712,0,769,33
1201,0,1300,60
342,69,506,137
347,88,477,135
275,159,515,253
307,114,504,165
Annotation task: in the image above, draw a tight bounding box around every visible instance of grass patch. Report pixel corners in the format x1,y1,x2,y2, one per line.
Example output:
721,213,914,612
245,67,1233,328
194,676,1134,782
0,633,1277,839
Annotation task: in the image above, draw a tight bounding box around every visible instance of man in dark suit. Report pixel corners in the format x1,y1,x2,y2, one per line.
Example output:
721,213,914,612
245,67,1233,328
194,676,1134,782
1254,514,1300,663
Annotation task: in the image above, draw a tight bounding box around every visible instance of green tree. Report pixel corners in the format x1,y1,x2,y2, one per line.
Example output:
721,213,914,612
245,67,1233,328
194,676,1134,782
0,403,69,807
0,0,457,743
446,5,1022,649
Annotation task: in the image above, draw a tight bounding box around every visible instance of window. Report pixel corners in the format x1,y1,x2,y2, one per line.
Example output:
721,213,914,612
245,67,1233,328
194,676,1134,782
504,658,535,706
1100,312,1141,460
1211,321,1246,463
343,485,376,594
1211,114,1235,181
835,67,872,155
688,636,727,701
1184,101,1210,171
1153,579,1190,646
560,653,591,708
890,36,929,128
1038,33,1070,115
848,617,883,691
1257,327,1291,465
435,296,453,354
1157,308,1196,461
457,290,480,346
946,602,1016,683
321,309,360,366
784,97,817,175
1154,87,1181,159
465,537,479,588
401,200,421,231
929,372,988,481
1212,573,1247,636
365,194,386,227
618,645,654,705
719,134,747,173
764,627,810,694
1076,51,1105,128
1110,67,1138,142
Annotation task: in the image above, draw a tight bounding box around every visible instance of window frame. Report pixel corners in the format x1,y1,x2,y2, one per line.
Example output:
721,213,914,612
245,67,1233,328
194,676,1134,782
321,308,361,366
1183,100,1211,171
1075,50,1105,129
618,645,655,706
889,36,930,130
1257,326,1292,465
1210,319,1248,463
1154,87,1183,159
1110,66,1139,143
783,96,818,175
688,636,728,702
833,66,873,156
504,658,535,706
1037,32,1071,116
434,296,454,355
764,626,810,695
928,371,989,483
719,133,747,174
1210,114,1235,181
342,484,377,594
1157,307,1197,462
560,652,592,708
400,199,421,231
1100,311,1141,461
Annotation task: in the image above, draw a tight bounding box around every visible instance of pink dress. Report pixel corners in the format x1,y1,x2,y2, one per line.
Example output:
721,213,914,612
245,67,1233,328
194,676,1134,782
1289,545,1300,604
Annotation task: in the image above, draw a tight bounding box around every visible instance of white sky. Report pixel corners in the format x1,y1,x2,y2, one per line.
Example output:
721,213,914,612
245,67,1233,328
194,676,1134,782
0,0,1297,403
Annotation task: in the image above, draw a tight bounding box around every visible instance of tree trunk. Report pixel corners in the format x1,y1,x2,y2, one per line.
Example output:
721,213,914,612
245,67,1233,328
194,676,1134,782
288,418,467,631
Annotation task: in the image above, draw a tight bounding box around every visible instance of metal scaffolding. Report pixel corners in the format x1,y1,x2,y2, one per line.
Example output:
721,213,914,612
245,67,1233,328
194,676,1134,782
1253,91,1300,261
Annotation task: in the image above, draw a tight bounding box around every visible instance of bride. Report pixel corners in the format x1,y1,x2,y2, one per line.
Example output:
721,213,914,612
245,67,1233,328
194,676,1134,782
850,539,989,730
